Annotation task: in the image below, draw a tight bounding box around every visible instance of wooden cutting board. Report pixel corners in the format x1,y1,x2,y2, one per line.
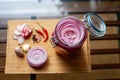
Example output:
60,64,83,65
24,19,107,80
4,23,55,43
5,20,91,74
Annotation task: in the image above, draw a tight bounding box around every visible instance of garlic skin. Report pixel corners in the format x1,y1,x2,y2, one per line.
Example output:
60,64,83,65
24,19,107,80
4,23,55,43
15,46,24,57
22,44,30,53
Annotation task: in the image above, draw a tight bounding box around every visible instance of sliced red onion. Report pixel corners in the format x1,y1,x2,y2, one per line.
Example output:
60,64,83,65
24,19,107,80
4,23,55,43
55,16,87,48
22,25,31,33
27,46,48,68
22,26,32,39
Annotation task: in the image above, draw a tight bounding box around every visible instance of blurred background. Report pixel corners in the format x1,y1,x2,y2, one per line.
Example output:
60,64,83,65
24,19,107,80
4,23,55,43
0,0,120,80
0,0,119,18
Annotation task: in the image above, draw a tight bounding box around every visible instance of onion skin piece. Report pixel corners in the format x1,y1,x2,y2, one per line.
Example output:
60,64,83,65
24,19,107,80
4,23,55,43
15,46,24,57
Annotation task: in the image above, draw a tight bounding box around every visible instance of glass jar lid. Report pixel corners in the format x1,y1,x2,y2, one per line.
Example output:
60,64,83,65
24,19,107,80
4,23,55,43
83,13,106,37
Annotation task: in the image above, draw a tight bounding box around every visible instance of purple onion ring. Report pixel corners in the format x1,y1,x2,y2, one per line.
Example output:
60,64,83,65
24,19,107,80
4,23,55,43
55,16,87,50
27,46,48,68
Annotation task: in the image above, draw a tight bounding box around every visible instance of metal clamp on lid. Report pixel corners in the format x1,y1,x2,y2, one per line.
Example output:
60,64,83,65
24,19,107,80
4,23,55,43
50,37,58,48
83,13,106,37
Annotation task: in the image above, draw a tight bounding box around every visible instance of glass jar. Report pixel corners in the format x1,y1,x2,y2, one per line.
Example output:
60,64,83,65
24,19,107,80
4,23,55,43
50,13,106,57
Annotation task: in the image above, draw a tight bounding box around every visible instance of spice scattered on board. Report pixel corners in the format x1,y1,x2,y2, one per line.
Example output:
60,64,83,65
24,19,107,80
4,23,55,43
32,34,41,43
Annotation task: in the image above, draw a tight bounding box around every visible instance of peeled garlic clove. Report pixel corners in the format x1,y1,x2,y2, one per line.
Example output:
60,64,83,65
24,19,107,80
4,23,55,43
22,44,30,53
15,46,24,57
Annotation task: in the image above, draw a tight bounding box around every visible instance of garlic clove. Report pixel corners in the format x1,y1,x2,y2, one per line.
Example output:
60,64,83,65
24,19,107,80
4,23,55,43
22,44,31,53
15,46,24,57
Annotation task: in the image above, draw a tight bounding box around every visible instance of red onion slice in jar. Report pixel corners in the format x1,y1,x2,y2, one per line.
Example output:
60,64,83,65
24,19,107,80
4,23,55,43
27,46,48,68
55,16,87,49
61,25,80,46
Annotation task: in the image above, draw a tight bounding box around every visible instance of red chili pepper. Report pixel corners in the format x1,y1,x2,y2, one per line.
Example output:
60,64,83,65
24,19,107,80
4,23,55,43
34,28,45,39
37,23,49,42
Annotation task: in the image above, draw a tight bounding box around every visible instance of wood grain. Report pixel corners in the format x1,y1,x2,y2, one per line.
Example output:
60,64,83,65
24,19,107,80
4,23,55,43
90,40,119,49
5,20,91,74
90,34,120,40
91,54,120,64
91,48,120,55
0,74,30,80
92,63,120,69
36,69,120,80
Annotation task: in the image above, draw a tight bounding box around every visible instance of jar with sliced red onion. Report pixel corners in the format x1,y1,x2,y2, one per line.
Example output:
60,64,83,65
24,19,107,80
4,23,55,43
50,13,106,57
